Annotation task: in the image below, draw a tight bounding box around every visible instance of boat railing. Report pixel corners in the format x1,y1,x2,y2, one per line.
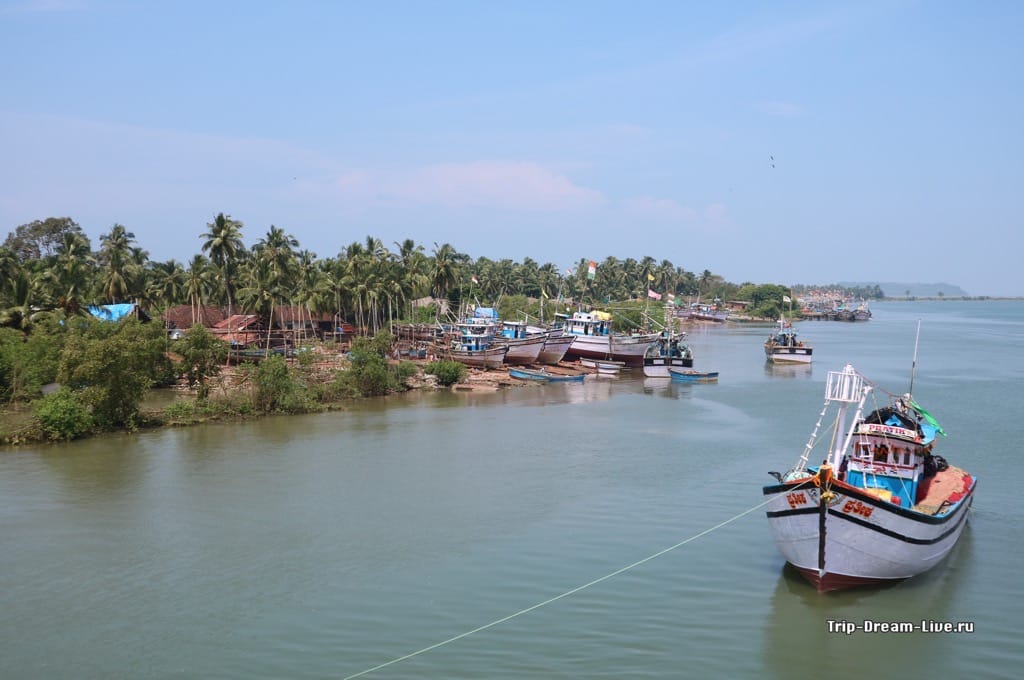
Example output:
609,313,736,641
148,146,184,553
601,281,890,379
826,365,864,403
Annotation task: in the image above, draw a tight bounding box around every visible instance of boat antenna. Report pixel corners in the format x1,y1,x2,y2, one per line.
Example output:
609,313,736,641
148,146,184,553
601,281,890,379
908,319,921,396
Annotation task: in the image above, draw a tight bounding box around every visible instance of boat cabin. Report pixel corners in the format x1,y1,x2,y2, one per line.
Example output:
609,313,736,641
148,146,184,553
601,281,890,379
562,310,612,337
843,401,939,507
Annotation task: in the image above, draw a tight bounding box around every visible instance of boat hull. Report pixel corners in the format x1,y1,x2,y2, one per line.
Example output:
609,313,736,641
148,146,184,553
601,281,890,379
643,356,694,377
564,334,659,366
446,346,508,369
765,345,813,364
762,476,975,592
497,334,546,365
508,367,550,381
537,334,575,365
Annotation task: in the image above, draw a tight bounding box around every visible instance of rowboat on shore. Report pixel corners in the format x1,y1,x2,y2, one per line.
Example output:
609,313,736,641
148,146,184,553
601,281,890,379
508,366,585,383
580,357,626,376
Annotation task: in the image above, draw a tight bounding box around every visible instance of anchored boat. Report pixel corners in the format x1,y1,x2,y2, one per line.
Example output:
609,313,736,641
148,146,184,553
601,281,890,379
762,359,975,592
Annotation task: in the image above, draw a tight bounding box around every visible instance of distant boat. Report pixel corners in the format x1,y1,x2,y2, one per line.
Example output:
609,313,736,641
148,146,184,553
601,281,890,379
688,303,730,323
764,319,813,364
668,367,719,383
643,331,694,377
559,310,659,366
762,361,975,592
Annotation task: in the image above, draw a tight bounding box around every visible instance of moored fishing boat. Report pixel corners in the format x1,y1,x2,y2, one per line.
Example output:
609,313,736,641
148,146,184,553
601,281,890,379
764,318,813,364
762,359,975,592
560,310,659,367
643,331,694,377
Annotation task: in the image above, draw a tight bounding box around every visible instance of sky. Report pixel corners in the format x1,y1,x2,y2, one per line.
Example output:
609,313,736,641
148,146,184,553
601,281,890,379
2,0,1022,296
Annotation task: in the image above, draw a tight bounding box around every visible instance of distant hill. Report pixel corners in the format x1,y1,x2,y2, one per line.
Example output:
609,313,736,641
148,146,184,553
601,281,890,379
838,282,969,298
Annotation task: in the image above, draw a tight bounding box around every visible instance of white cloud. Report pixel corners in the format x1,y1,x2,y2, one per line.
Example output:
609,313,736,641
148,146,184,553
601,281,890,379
623,196,698,222
335,161,605,211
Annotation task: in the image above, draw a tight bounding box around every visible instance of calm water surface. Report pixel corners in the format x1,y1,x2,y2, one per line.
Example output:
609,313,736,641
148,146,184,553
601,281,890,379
2,300,1022,679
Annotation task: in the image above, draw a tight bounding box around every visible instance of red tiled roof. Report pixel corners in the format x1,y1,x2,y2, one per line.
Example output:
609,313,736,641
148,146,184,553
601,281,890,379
161,304,227,329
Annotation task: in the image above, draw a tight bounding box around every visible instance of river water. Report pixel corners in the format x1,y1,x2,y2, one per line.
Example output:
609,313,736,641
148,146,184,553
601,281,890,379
2,300,1021,679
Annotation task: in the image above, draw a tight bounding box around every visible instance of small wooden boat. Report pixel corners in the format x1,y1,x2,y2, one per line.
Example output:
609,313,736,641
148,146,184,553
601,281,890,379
668,367,719,383
580,357,626,376
508,367,585,383
508,366,551,382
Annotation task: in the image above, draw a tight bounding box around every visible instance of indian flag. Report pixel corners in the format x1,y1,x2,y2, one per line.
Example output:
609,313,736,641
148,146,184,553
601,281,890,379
587,261,597,280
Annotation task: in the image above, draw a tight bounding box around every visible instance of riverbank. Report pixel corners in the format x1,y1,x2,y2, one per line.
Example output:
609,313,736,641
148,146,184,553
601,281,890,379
0,352,572,447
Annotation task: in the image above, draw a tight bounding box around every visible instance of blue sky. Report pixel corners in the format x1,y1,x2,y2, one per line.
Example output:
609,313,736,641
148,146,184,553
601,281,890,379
2,0,1022,296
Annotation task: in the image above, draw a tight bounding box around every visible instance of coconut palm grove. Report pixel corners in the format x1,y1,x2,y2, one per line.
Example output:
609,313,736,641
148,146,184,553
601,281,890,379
0,214,872,444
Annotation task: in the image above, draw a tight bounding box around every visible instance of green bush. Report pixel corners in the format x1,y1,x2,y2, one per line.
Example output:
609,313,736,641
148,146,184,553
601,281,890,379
395,360,419,382
254,354,293,412
33,388,94,441
424,360,466,386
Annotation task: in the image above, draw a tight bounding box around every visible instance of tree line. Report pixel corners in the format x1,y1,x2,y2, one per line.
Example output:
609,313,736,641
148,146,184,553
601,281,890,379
2,215,740,336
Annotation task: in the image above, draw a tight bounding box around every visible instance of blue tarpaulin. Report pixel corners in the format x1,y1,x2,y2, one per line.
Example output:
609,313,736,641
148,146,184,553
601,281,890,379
87,304,143,322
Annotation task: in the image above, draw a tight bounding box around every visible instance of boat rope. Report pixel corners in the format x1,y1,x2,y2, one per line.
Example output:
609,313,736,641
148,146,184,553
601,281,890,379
340,487,809,679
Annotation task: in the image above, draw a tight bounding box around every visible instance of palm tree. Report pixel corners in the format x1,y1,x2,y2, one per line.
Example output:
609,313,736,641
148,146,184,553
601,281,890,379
147,260,187,313
430,242,459,317
47,231,94,317
97,223,141,304
200,213,245,317
184,255,215,325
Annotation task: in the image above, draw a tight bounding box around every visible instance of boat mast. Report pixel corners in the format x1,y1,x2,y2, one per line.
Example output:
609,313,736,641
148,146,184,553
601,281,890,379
826,365,870,469
908,319,922,397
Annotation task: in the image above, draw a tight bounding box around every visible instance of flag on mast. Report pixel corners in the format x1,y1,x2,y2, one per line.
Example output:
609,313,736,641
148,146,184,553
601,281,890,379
587,261,597,280
647,289,662,300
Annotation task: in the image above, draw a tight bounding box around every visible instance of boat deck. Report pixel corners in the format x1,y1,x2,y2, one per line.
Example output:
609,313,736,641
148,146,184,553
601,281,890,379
912,465,974,515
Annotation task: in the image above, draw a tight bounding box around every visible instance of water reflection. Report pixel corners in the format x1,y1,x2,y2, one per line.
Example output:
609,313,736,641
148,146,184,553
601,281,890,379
764,362,814,379
761,527,975,677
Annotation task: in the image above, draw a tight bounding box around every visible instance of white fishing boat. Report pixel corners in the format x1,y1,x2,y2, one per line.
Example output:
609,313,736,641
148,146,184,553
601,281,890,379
642,331,694,377
559,310,659,367
762,353,975,592
764,318,813,364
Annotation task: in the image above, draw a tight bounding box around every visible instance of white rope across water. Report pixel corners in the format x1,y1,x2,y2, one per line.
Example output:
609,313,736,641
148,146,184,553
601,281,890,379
342,489,804,679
